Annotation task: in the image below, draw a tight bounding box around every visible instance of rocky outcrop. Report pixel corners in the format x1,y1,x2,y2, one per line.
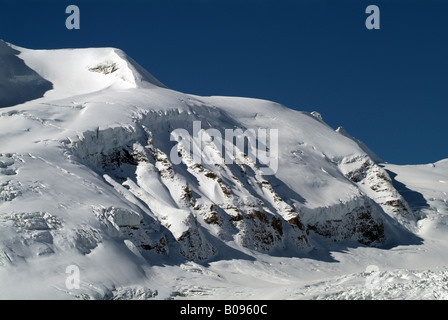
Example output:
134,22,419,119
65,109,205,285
65,113,398,260
338,155,417,229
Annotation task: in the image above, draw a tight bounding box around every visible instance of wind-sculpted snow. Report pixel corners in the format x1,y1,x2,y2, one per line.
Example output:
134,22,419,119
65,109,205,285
0,42,445,300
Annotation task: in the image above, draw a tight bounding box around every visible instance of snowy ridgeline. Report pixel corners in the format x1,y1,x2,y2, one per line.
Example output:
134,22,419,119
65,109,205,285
0,41,447,299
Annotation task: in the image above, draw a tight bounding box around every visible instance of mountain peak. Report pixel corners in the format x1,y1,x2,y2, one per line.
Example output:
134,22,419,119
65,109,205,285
0,41,165,108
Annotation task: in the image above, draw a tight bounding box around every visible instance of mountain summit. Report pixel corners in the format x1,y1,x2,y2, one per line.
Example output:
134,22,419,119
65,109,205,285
0,42,445,299
0,40,165,107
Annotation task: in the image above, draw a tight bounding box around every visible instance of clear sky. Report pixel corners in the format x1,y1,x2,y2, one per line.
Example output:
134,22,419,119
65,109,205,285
1,0,447,165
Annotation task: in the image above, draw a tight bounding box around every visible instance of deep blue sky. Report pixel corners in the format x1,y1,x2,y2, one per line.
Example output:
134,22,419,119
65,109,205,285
1,0,447,164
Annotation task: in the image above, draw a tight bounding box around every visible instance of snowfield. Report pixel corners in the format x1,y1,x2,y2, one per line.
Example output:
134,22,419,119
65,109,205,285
0,40,447,300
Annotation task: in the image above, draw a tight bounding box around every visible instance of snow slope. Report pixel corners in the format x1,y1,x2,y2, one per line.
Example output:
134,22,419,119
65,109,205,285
383,160,448,238
0,41,447,299
0,40,53,108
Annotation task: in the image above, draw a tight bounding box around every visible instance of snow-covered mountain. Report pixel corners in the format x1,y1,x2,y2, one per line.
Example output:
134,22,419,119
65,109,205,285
1,41,447,299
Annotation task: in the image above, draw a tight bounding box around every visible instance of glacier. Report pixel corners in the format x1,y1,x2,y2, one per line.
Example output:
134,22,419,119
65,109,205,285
0,40,447,300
